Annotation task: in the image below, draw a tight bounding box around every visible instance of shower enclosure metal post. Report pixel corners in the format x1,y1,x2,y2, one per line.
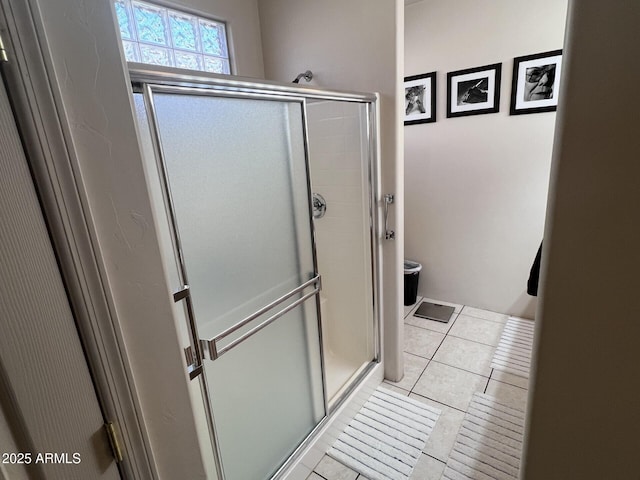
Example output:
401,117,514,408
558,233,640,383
369,98,383,366
301,97,330,418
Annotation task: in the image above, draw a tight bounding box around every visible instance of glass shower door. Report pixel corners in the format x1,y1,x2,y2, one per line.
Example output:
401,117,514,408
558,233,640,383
146,88,325,479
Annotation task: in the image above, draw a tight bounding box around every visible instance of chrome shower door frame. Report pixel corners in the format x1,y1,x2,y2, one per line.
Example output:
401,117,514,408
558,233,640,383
130,65,382,480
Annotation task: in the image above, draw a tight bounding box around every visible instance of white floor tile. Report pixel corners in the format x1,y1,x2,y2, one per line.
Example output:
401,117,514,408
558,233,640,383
406,311,458,334
432,336,495,377
409,453,446,480
288,462,312,480
381,382,410,396
314,455,358,480
404,324,445,359
300,444,326,471
413,361,488,411
448,314,505,346
409,394,466,463
316,297,533,479
461,305,508,323
383,352,429,391
485,379,528,410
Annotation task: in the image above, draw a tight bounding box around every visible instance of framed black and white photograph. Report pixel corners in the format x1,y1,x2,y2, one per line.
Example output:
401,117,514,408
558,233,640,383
510,50,563,115
404,72,436,125
446,63,501,118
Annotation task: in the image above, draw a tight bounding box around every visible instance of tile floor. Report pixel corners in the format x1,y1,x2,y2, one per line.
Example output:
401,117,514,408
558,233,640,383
306,297,531,480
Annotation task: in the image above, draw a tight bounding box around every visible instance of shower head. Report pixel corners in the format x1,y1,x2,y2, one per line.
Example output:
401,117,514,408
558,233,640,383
292,70,313,83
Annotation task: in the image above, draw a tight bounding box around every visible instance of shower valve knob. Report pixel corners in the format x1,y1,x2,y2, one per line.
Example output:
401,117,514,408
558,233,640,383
312,193,327,219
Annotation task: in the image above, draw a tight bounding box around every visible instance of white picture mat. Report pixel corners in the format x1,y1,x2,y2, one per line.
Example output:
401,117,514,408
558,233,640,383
450,70,496,113
405,77,433,120
515,54,562,110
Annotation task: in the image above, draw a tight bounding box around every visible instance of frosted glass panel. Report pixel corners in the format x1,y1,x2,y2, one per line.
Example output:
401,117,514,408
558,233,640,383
207,300,324,480
150,91,324,479
152,92,315,337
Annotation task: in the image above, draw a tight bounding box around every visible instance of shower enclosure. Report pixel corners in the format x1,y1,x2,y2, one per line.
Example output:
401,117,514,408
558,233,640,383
130,67,381,479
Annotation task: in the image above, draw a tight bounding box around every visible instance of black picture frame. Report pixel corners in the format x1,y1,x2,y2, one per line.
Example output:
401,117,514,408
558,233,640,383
510,49,563,115
446,63,502,118
404,72,437,125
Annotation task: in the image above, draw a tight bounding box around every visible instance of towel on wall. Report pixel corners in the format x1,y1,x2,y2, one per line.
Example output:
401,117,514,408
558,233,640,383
527,242,542,296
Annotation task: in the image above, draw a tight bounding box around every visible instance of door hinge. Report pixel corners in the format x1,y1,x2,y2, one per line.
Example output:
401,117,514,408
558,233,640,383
0,32,8,62
104,422,123,463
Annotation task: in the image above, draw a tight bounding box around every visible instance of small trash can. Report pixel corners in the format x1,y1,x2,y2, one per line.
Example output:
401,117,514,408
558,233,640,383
404,260,422,306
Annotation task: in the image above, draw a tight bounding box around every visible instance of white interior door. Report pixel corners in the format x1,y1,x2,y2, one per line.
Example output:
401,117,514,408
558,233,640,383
0,76,121,480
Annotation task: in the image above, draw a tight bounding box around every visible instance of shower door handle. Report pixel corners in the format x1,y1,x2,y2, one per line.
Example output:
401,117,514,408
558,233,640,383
384,194,395,240
173,284,204,380
200,275,322,361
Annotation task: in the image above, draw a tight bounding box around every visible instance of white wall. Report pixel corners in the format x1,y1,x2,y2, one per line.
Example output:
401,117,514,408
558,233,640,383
258,0,405,380
405,0,567,318
523,1,640,477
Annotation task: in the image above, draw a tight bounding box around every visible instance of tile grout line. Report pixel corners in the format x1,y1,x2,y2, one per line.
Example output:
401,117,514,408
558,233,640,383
409,391,467,414
409,359,430,392
453,313,505,325
407,340,497,374
424,452,447,465
484,368,494,394
426,328,449,363
446,331,502,348
426,359,492,381
490,375,530,390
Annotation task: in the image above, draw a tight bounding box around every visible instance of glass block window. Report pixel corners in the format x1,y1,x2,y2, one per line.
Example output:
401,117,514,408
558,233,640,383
114,0,231,74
